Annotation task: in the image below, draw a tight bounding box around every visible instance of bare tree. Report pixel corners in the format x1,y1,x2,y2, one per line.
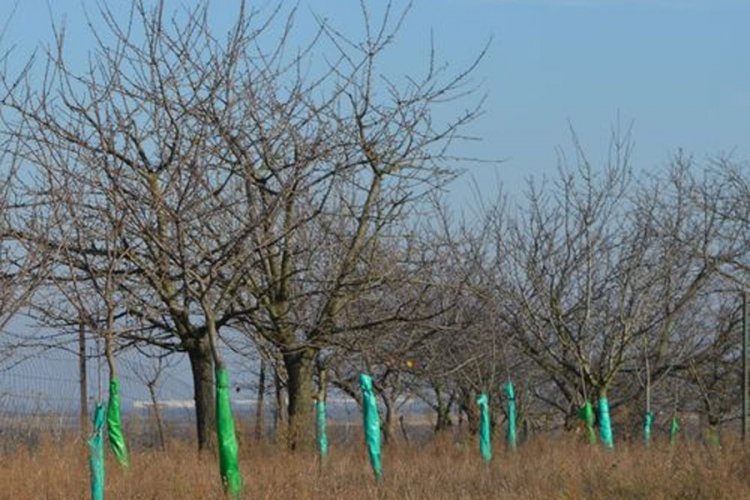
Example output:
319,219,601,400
223,3,487,449
133,351,175,450
1,0,295,450
492,131,732,429
0,130,49,365
1,0,487,452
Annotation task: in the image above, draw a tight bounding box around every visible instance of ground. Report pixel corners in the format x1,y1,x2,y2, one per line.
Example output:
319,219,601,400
2,429,749,499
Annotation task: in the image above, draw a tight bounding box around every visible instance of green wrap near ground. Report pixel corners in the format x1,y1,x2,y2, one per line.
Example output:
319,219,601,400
670,416,680,445
705,425,720,446
505,381,517,452
107,378,129,467
316,400,329,459
359,374,382,481
216,368,242,497
477,393,492,463
643,411,654,446
598,397,614,449
578,401,597,444
88,403,106,500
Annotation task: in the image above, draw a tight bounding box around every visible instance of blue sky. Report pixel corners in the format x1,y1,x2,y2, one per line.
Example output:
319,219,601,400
3,0,749,206
1,0,748,404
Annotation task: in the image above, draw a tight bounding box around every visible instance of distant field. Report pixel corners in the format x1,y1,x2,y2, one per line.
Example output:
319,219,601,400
2,430,749,499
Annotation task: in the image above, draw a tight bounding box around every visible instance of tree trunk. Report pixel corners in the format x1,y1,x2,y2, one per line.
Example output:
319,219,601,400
273,365,285,442
148,381,166,450
459,389,480,435
516,391,530,443
433,384,453,433
78,322,88,435
381,393,397,446
283,347,316,451
564,409,579,432
187,337,216,451
435,406,453,433
254,359,266,441
522,418,531,443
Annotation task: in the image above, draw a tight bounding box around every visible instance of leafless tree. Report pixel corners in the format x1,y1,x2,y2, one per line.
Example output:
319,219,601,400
1,0,487,452
0,140,48,367
133,350,176,450
1,0,295,450
489,131,734,429
0,51,49,364
222,3,488,449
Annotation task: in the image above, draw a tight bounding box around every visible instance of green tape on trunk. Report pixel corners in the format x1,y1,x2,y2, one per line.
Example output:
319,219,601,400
643,411,654,446
88,403,106,500
216,368,242,497
598,397,614,449
107,378,130,467
578,401,597,445
477,393,492,463
505,381,517,452
359,374,382,481
706,425,720,446
669,416,680,445
316,400,329,459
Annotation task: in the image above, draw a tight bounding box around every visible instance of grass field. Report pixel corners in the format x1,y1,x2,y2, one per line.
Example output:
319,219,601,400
2,432,749,499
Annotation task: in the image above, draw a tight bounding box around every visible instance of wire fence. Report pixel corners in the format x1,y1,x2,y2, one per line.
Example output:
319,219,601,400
0,348,191,448
0,347,435,451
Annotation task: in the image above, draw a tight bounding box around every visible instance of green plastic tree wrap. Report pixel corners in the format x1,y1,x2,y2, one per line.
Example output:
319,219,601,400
669,416,680,445
598,397,614,449
359,374,383,481
477,393,492,463
107,378,130,468
505,381,517,452
705,424,720,446
578,401,597,444
643,411,654,446
88,403,106,500
216,368,242,497
316,400,329,459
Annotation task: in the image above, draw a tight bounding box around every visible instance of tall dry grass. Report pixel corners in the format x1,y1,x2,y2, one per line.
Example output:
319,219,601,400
2,432,750,499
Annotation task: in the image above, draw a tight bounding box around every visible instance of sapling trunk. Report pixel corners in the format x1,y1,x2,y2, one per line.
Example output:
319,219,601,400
205,305,242,497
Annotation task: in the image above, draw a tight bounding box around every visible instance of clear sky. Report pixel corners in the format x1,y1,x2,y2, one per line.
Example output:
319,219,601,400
3,0,749,206
1,0,748,405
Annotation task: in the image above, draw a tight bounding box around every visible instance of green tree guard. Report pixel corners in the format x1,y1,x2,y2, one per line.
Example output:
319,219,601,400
88,403,106,500
107,378,129,467
316,400,329,459
216,368,242,497
597,397,614,449
505,381,517,452
705,424,720,446
578,401,597,444
359,374,383,481
477,393,492,463
669,416,680,445
643,411,654,446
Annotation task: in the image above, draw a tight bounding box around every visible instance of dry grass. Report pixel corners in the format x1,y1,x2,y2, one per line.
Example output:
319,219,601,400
2,432,750,499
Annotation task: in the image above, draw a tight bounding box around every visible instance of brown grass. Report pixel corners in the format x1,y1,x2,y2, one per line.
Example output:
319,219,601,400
2,433,750,499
